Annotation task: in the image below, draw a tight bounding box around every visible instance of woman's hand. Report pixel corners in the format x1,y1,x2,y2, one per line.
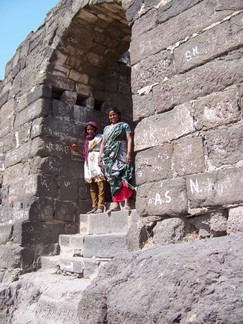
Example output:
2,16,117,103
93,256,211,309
126,154,131,164
69,143,78,152
98,155,103,166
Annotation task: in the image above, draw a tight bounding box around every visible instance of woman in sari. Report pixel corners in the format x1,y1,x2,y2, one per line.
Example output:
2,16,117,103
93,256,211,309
98,107,135,212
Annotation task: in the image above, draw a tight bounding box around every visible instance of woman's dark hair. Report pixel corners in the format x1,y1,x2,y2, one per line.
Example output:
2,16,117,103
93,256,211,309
108,107,121,120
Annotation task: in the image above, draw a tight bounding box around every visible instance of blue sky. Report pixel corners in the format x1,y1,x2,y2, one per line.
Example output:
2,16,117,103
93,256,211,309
0,0,60,80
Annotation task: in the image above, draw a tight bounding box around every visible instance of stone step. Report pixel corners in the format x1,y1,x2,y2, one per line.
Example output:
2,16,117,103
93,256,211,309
59,256,99,278
60,232,128,259
83,233,128,258
59,234,85,256
40,255,60,272
79,209,133,235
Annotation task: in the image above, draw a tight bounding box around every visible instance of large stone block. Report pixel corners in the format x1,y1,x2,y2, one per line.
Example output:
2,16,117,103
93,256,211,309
0,117,14,139
0,90,9,109
136,178,187,216
42,117,82,141
132,8,157,38
187,167,243,208
20,221,66,245
206,124,243,168
2,162,30,185
157,0,202,23
29,197,55,222
134,103,194,151
59,177,78,201
132,92,155,122
36,174,58,198
0,244,25,269
32,156,63,175
52,99,73,120
130,0,239,64
14,99,51,128
59,234,85,255
8,175,38,203
55,201,75,222
27,84,52,105
83,233,127,258
131,50,174,94
79,210,130,235
173,136,205,176
191,85,241,131
188,210,227,238
153,217,192,245
135,143,173,185
153,50,243,113
174,12,243,73
227,206,243,234
0,98,15,121
4,142,31,168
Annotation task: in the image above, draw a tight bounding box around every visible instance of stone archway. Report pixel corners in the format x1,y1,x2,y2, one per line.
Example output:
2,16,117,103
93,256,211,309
0,0,132,271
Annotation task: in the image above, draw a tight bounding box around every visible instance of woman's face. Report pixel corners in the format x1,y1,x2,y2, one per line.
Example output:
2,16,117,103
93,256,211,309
109,111,120,124
86,125,96,135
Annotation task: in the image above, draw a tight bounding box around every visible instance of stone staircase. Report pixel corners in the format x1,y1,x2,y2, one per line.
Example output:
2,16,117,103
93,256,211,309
40,208,144,279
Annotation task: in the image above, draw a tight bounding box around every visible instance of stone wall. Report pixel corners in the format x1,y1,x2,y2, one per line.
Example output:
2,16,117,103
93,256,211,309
129,0,243,238
0,0,132,269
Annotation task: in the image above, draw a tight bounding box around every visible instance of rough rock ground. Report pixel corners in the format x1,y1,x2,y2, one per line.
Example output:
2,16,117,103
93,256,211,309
78,234,243,324
1,234,242,323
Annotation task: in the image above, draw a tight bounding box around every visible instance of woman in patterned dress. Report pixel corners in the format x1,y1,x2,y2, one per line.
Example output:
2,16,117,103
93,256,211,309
99,108,135,212
70,121,106,214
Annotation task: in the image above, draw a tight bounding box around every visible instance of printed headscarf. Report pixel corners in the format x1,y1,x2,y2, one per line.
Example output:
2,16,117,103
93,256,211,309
82,121,98,163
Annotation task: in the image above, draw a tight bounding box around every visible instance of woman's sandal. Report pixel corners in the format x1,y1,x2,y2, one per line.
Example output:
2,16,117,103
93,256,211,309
107,206,121,213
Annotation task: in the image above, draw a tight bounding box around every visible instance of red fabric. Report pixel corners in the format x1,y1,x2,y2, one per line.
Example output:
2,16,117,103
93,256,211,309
112,180,134,202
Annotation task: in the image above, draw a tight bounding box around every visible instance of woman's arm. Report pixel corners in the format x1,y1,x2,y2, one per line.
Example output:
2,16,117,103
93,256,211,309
126,132,132,164
69,144,83,157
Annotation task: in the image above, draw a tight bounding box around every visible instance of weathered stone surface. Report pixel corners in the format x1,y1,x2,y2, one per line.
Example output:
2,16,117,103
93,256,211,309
174,11,243,73
153,217,193,245
78,235,243,323
136,178,187,216
21,222,66,245
135,143,173,185
173,136,205,176
131,49,174,94
0,244,25,269
134,103,194,151
0,272,91,324
29,197,55,222
187,167,243,208
126,210,149,251
153,50,243,113
59,234,85,255
188,210,228,238
14,99,51,128
227,206,243,234
36,174,58,198
83,233,127,258
130,0,241,64
206,124,243,168
192,85,242,131
157,0,202,23
4,142,32,168
79,210,130,235
59,177,79,201
132,8,157,38
55,201,76,222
